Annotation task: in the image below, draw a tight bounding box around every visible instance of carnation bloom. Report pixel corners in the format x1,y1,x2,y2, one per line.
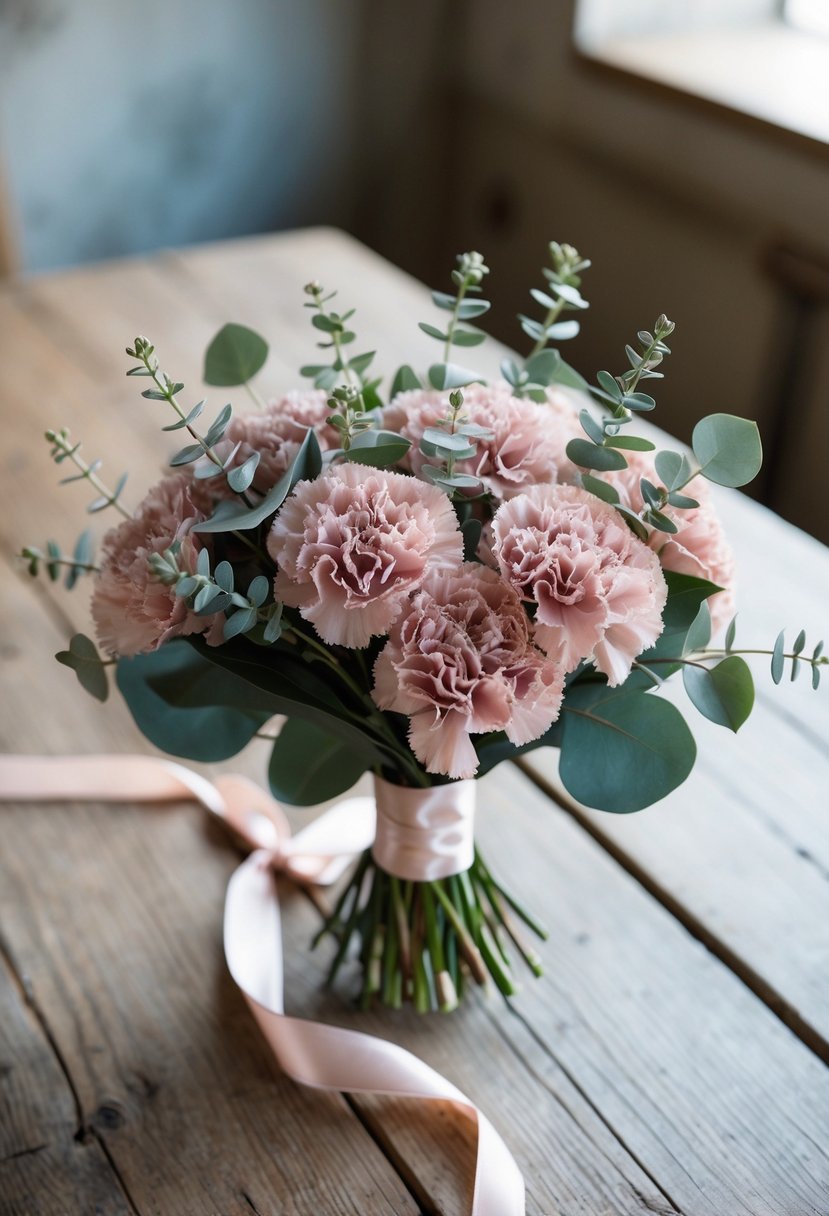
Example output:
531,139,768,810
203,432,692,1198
381,381,579,500
92,472,209,657
267,463,463,648
493,484,667,685
601,450,736,631
222,390,340,492
373,564,564,779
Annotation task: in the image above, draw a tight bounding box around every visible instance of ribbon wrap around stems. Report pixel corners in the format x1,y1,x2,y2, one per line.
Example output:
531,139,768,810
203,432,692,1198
0,754,525,1216
372,774,476,881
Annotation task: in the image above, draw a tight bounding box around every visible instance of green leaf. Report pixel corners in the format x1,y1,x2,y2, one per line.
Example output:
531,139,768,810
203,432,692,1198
625,572,723,686
427,363,483,390
456,299,491,321
205,402,233,446
418,322,448,341
390,364,422,396
614,505,649,541
692,414,762,488
655,449,692,491
524,349,561,386
204,323,268,387
268,718,371,806
431,290,457,311
605,435,656,452
566,439,628,472
771,630,785,685
451,329,486,347
684,602,712,653
725,614,737,652
579,409,605,445
546,320,579,341
582,475,620,505
560,684,696,812
193,428,322,533
311,314,341,334
146,638,387,767
169,442,203,467
55,633,109,702
596,370,623,402
550,358,589,391
117,643,268,761
226,451,260,492
682,656,754,732
345,429,412,468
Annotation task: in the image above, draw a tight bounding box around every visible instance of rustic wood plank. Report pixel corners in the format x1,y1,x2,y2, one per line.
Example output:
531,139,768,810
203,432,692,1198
0,945,134,1216
0,566,421,1216
3,227,829,1215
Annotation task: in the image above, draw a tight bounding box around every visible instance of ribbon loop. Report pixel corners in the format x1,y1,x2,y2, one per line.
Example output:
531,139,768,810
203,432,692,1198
0,754,525,1215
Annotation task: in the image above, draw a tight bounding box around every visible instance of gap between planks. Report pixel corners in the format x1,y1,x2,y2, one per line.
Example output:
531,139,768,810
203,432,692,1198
516,758,829,1067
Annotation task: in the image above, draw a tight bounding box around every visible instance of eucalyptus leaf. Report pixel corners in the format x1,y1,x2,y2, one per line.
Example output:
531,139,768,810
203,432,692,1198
227,451,260,493
582,475,620,505
390,365,421,396
682,656,754,731
55,633,109,702
268,718,371,806
560,684,696,812
427,363,483,390
692,414,762,488
771,630,785,684
566,439,628,472
193,429,322,533
346,429,411,467
117,643,268,760
524,349,561,386
204,323,268,386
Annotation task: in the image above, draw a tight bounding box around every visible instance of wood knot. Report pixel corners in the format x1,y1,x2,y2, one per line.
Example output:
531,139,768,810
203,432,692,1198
94,1101,125,1131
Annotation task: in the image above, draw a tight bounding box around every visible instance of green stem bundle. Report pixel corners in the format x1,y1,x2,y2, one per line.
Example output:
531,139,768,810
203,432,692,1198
315,847,548,1012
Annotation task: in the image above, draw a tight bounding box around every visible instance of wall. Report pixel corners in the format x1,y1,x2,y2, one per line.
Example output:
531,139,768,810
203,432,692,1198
0,0,364,272
419,0,829,540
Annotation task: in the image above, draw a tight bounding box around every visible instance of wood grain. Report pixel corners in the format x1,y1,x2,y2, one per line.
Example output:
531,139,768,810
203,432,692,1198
1,227,828,1215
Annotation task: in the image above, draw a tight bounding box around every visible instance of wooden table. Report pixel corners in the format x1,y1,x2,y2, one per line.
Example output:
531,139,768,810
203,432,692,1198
2,228,828,1216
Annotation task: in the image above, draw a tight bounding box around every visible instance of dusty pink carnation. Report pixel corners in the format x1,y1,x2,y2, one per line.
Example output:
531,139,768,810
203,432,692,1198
267,463,463,648
92,472,210,657
222,390,340,492
492,484,667,685
601,450,736,631
373,564,564,779
381,381,580,500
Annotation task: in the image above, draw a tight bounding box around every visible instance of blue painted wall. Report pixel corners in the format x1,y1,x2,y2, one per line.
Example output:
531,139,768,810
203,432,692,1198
0,0,363,271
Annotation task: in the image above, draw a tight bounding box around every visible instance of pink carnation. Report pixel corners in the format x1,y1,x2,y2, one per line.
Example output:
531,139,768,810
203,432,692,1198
381,382,579,500
493,484,667,685
223,390,340,492
602,450,736,631
92,472,210,656
373,564,564,779
267,463,463,648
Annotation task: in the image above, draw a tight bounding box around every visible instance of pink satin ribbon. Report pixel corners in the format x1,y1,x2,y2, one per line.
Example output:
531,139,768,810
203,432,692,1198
0,754,525,1216
373,774,476,881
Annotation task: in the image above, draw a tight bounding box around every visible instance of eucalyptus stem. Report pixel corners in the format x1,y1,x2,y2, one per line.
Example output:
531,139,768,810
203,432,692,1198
45,429,132,519
528,295,567,359
131,339,226,469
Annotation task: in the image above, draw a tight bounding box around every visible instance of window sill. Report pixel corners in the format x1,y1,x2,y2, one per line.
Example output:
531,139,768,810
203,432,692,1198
578,22,829,155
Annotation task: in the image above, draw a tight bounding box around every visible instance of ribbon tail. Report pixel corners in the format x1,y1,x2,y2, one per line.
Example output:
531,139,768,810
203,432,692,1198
225,853,525,1216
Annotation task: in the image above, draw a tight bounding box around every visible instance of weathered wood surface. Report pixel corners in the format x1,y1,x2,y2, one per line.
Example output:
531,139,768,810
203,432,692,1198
1,228,828,1215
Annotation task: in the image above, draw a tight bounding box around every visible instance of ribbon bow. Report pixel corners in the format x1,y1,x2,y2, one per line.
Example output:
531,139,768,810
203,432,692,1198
0,754,525,1216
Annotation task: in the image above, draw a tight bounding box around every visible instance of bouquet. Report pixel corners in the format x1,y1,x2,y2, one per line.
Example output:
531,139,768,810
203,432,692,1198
23,242,825,1013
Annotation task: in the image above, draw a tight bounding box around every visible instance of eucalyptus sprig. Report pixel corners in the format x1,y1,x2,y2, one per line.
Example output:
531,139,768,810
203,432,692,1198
149,544,282,643
300,281,381,406
125,336,256,493
418,252,491,392
417,388,494,498
519,241,590,358
44,427,131,518
21,530,98,589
